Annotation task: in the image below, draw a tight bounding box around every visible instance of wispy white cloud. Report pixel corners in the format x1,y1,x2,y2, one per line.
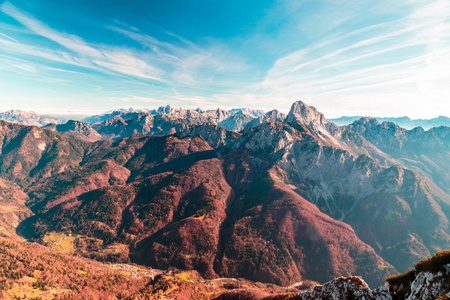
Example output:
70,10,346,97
0,0,449,118
1,2,102,58
0,31,18,42
10,63,37,73
241,0,450,118
0,2,162,81
92,51,160,81
110,25,251,89
1,1,251,93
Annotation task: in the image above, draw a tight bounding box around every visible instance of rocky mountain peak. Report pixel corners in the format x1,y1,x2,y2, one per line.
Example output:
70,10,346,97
134,113,154,125
286,101,328,127
265,109,286,120
63,120,92,131
350,117,381,130
285,101,346,149
157,105,180,115
156,105,205,123
356,117,380,125
42,119,101,142
409,126,426,135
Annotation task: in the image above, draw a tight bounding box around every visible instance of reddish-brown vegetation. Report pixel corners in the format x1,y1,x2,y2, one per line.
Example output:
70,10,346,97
0,121,396,287
0,236,147,299
3,117,446,289
0,236,304,299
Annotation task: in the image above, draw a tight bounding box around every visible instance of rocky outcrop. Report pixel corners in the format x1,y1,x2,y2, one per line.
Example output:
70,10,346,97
294,250,450,300
406,266,450,300
293,270,450,300
296,276,391,299
385,251,450,300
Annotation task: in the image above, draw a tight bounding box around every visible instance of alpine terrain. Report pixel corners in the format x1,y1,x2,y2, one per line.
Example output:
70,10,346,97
0,101,449,299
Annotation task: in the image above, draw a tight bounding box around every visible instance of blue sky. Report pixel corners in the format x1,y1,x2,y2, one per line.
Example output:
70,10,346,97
0,0,449,118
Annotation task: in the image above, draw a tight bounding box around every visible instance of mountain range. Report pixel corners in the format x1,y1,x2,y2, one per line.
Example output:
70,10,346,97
0,101,449,291
2,107,449,134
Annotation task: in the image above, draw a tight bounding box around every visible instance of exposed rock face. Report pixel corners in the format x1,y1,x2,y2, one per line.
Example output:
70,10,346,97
88,106,265,139
178,122,240,153
202,108,232,123
286,101,328,127
157,105,207,124
245,109,286,129
399,264,450,300
296,277,391,300
294,269,450,300
218,114,255,131
84,105,266,137
286,101,346,150
347,117,450,194
92,113,193,140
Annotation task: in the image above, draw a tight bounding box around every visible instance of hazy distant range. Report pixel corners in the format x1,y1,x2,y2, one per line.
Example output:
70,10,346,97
329,115,450,130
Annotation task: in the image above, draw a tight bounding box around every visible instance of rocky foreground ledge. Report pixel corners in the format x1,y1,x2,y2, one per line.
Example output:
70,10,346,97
216,250,450,300
294,250,450,300
293,270,449,300
294,276,390,299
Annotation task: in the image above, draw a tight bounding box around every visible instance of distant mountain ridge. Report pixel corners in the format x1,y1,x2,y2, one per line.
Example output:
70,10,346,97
0,110,64,127
330,115,450,130
43,120,102,142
